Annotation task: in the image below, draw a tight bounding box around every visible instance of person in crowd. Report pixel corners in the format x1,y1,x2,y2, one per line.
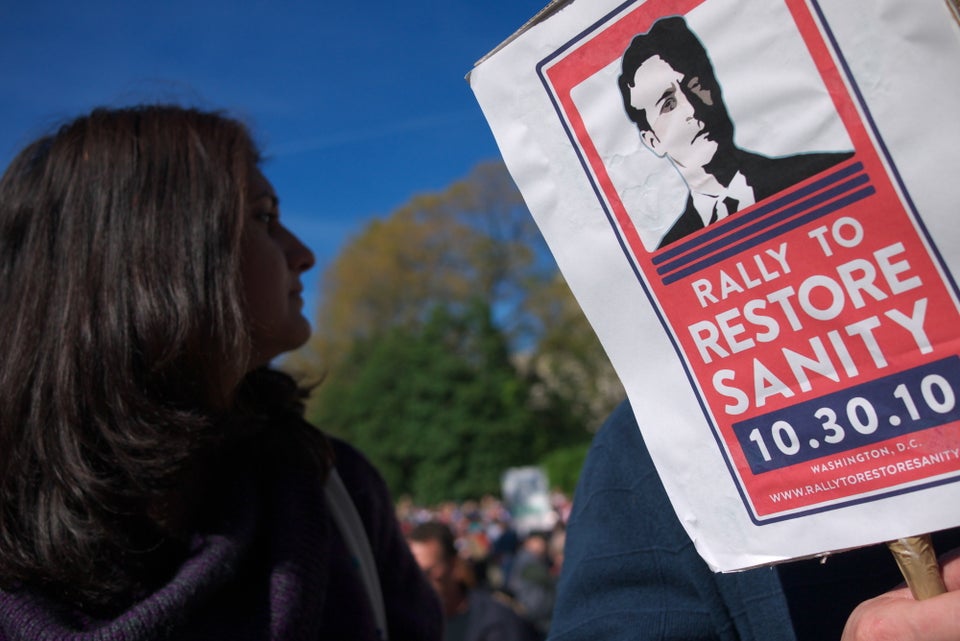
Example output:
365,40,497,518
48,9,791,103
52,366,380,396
507,532,557,638
408,521,536,641
547,400,960,640
547,526,566,579
0,104,442,640
618,16,851,248
489,517,521,589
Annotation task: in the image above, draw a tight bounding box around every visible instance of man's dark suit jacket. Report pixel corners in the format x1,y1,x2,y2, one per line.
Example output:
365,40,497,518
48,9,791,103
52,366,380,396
657,149,854,249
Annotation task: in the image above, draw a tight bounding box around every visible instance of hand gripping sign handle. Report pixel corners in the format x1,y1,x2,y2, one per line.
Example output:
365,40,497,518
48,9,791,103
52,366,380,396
887,535,947,600
883,0,959,610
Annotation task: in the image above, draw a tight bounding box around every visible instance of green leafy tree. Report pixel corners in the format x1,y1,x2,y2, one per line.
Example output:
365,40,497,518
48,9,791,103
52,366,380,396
289,160,625,503
525,272,625,432
312,301,579,503
306,160,546,371
539,442,591,496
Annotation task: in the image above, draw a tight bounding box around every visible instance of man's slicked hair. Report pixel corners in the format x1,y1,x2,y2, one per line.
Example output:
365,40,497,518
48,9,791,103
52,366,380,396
618,16,721,132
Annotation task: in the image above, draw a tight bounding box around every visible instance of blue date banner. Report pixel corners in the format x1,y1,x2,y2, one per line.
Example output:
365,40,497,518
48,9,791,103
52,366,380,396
733,356,960,474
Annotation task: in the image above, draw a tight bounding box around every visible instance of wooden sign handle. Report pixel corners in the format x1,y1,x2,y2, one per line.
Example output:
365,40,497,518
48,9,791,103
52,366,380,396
887,534,947,600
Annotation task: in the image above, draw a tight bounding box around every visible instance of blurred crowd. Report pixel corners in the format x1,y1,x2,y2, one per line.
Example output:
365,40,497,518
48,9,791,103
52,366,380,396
397,492,571,639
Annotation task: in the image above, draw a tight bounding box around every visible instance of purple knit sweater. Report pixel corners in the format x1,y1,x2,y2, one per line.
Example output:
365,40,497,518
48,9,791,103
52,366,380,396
0,437,442,641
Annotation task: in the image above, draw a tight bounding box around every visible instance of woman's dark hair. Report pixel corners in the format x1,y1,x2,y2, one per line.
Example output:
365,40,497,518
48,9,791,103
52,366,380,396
0,105,316,611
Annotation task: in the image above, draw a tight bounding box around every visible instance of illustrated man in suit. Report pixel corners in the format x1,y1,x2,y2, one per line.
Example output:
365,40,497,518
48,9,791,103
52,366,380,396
618,16,852,249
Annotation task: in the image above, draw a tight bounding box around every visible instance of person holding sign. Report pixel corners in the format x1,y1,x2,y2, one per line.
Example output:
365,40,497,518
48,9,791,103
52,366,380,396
0,105,442,640
547,401,960,641
466,0,960,635
842,550,960,641
618,16,852,249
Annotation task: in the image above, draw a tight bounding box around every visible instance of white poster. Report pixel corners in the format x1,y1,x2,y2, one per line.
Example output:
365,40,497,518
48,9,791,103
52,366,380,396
470,0,960,570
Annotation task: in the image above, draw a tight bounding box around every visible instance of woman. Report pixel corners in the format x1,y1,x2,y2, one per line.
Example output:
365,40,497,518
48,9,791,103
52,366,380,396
0,105,441,640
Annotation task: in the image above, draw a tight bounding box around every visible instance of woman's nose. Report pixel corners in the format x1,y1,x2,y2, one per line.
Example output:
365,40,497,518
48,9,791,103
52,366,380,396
284,227,315,273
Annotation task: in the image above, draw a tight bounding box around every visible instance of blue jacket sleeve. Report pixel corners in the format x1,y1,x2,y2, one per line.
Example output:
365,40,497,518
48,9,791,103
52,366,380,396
547,401,794,641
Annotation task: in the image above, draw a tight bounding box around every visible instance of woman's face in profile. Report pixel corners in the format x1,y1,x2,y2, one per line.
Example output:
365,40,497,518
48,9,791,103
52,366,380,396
239,167,316,369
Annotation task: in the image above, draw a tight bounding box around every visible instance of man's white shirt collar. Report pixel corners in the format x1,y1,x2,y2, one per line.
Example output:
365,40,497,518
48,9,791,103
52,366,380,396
691,171,756,226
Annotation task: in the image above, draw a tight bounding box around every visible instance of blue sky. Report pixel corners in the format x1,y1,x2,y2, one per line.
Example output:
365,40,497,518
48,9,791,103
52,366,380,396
0,0,547,320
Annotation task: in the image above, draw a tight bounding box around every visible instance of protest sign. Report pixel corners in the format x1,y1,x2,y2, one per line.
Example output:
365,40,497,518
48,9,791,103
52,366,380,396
501,466,558,537
470,0,960,570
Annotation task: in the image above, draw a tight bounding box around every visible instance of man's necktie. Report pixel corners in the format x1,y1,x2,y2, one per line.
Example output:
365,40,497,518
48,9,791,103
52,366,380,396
710,196,740,224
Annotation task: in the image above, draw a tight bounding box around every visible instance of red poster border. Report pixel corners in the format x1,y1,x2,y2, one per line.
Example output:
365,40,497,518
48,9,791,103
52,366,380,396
535,0,960,522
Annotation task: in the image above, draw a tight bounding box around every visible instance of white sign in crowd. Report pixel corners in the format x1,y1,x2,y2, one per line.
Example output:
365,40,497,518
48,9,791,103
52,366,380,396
470,0,960,571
